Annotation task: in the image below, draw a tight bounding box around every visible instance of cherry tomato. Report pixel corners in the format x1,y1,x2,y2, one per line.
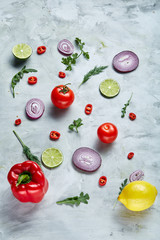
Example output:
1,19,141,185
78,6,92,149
99,176,107,186
28,76,37,85
51,84,74,109
59,72,66,78
15,119,21,126
129,112,136,120
50,131,60,140
97,123,118,143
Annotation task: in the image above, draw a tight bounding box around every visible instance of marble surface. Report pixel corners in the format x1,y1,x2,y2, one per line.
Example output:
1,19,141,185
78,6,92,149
0,0,160,239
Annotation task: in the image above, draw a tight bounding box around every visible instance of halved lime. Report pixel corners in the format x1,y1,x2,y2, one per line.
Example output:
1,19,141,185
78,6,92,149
41,148,63,168
12,43,32,60
99,79,120,98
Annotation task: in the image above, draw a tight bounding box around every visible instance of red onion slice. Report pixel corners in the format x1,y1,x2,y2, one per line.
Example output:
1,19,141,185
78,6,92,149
57,39,74,55
129,170,144,182
113,50,139,73
26,98,45,120
72,147,102,172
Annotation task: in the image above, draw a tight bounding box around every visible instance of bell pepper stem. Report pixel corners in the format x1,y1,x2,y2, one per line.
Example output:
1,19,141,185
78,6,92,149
16,171,32,187
13,130,25,148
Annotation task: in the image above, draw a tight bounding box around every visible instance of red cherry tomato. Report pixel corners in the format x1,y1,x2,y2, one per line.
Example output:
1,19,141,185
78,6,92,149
15,119,21,126
28,76,37,85
37,46,46,54
99,176,107,186
129,112,136,120
59,72,66,78
97,123,118,143
50,131,60,140
128,152,134,160
51,84,74,109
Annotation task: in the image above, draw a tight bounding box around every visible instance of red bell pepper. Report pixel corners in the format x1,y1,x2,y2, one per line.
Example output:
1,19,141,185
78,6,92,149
8,160,48,203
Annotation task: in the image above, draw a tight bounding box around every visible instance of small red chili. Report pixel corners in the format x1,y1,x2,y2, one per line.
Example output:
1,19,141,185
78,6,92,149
128,152,134,160
85,104,93,115
15,119,21,126
59,72,66,78
129,112,136,120
28,76,37,85
99,176,107,186
37,46,46,55
50,131,60,140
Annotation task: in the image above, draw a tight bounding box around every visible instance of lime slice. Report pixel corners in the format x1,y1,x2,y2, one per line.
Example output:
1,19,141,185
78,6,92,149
99,79,120,98
12,43,32,60
41,148,63,168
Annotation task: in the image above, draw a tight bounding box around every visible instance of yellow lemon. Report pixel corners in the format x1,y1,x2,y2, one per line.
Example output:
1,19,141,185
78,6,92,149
118,181,157,211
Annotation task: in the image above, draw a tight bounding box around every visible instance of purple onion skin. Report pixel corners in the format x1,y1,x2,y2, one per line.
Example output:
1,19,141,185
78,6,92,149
72,147,102,173
57,39,74,56
129,170,144,182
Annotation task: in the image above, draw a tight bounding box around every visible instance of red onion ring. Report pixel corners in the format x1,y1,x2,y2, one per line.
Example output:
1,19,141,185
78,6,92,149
25,98,45,120
129,170,144,182
72,147,102,172
57,39,74,55
113,50,139,73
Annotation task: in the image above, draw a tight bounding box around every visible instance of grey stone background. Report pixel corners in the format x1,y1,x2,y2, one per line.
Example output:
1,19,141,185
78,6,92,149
0,0,160,239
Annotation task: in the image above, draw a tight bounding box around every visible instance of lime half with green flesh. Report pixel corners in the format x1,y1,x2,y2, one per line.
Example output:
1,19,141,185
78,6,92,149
99,79,120,98
42,148,63,168
12,43,32,60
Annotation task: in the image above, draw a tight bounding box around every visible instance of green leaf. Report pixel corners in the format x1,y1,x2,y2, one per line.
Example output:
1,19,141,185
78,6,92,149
121,93,133,118
56,192,90,206
69,118,83,133
79,65,108,87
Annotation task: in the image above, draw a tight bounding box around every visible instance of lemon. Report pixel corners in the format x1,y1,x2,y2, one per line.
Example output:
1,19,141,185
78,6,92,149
42,148,63,168
12,43,32,60
99,79,120,98
118,181,157,211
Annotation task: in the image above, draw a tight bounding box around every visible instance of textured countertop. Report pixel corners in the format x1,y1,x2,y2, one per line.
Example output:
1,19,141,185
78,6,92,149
0,0,160,239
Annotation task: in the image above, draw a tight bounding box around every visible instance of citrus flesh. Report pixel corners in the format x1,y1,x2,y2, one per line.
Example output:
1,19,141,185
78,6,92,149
118,181,157,211
42,148,63,168
12,43,32,59
99,79,120,98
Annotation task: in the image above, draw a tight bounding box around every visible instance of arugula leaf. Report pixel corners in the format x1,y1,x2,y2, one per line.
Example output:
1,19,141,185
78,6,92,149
121,93,133,118
56,192,90,206
79,65,108,87
11,65,37,98
61,38,89,71
68,118,83,133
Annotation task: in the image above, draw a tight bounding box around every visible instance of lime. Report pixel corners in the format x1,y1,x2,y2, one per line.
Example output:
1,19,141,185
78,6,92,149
99,79,120,98
41,148,63,168
12,43,32,60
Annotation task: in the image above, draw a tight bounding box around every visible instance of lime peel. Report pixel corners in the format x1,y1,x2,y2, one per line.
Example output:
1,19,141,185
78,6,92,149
12,43,32,60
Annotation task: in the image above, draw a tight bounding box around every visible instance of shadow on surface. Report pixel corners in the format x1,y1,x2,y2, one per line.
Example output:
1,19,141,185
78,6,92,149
94,139,113,154
9,56,29,68
48,103,70,119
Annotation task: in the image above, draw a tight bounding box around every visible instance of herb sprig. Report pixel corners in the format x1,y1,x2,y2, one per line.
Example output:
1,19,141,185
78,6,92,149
118,178,128,195
121,93,133,118
13,130,41,167
56,192,90,206
68,118,83,133
79,65,108,87
11,66,37,98
61,38,89,71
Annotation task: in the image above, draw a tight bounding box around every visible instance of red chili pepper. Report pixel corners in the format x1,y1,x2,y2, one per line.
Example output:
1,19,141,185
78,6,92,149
7,160,49,203
37,46,46,55
129,112,136,120
28,76,37,85
50,131,60,140
85,104,93,115
128,152,134,160
99,176,107,186
59,72,66,78
15,119,21,126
